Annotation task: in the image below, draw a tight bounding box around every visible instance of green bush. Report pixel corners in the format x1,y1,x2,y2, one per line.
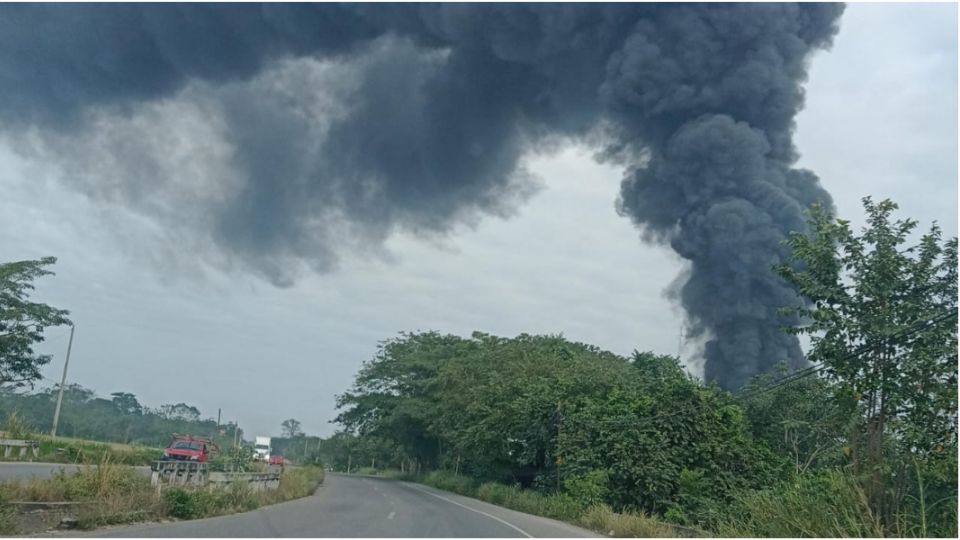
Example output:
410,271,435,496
422,471,477,496
163,488,215,520
564,469,610,507
476,482,510,505
539,492,584,521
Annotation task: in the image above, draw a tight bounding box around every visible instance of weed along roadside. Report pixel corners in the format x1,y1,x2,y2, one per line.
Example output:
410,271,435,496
0,459,325,534
348,469,700,538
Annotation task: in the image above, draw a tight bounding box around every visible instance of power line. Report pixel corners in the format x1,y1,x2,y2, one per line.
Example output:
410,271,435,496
736,309,958,402
557,310,958,433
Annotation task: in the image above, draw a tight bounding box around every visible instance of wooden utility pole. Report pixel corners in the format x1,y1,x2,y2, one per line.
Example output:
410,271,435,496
556,400,563,492
50,324,75,438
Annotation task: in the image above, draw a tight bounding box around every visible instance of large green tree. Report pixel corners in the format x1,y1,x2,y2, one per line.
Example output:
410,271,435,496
335,331,477,471
777,197,958,527
0,257,71,389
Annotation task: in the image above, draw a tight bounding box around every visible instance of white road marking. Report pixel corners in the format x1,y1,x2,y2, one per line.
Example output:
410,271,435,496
387,511,396,520
404,483,534,538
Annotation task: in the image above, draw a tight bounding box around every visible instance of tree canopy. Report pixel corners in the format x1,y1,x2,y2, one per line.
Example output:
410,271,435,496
325,197,956,536
0,257,71,389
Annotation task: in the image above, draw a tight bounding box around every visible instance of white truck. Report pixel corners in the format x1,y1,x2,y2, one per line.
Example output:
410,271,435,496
254,436,271,462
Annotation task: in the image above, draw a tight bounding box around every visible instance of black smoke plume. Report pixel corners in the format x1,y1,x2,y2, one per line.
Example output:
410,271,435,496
0,3,844,388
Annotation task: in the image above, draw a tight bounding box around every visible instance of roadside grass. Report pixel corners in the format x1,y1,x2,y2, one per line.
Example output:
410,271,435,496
34,436,161,465
346,466,958,538
0,456,161,529
1,420,161,466
163,466,325,519
579,504,681,538
414,470,688,538
349,467,415,480
710,470,888,538
0,462,324,533
0,490,17,535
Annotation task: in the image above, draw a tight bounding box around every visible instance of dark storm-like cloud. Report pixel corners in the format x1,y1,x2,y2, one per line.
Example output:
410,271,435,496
0,3,844,388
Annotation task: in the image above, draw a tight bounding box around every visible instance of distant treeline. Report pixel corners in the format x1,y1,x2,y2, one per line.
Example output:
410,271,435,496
0,383,241,449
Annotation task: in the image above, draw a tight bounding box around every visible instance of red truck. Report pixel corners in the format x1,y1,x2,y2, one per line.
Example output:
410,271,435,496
161,434,219,462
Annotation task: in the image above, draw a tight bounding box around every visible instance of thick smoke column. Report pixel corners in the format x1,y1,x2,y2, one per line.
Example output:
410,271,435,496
0,3,843,388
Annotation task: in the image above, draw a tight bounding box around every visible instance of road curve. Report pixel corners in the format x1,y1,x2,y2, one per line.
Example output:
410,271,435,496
82,473,599,538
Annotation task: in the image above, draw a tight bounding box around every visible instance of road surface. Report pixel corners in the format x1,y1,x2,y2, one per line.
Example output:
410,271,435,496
0,462,151,482
84,473,598,537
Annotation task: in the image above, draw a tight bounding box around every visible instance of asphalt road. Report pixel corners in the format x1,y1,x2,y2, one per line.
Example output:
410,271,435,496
84,473,598,538
0,462,151,482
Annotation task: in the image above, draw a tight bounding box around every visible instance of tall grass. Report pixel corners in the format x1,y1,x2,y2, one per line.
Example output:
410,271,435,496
0,463,324,533
0,455,161,529
579,504,679,538
3,412,33,440
163,466,325,520
712,470,885,537
0,427,162,465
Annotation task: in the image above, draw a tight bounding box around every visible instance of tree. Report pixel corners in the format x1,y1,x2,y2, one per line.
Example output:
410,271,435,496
740,365,847,475
777,197,958,527
158,403,201,422
111,392,143,416
335,331,477,471
0,257,71,389
281,418,303,438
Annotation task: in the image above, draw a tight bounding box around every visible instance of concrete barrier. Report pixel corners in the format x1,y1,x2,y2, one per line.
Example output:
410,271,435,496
0,438,40,459
150,461,281,492
209,471,281,492
9,501,97,534
151,460,208,487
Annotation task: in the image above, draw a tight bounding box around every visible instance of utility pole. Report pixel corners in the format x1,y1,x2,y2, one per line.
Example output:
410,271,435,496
50,324,75,438
556,400,563,492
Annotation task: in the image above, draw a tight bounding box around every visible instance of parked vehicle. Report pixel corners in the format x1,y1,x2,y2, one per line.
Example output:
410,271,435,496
161,434,218,462
254,436,271,461
269,455,284,466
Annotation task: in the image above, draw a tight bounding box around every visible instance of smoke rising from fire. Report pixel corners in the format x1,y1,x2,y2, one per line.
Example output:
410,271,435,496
0,3,844,387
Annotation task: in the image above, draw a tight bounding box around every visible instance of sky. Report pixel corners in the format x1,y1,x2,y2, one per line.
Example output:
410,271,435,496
0,3,956,438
